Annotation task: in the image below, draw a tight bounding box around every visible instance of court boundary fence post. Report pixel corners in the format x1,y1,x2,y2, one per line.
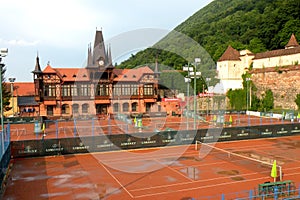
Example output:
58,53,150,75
92,118,94,136
249,189,253,199
55,120,58,138
73,119,77,137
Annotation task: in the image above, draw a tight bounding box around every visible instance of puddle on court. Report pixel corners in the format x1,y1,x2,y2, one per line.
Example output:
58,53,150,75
165,176,177,182
217,170,245,181
180,167,200,180
177,156,202,162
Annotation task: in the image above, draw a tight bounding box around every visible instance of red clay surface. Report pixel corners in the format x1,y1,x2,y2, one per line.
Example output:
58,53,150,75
9,114,295,141
4,135,300,199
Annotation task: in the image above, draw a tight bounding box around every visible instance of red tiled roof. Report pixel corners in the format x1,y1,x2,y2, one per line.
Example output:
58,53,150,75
54,68,90,82
9,82,35,96
218,45,241,62
43,65,57,73
253,46,300,60
285,33,299,48
113,66,154,82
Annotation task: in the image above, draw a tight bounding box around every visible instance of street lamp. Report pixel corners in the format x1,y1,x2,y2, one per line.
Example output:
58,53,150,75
206,77,211,116
246,77,251,113
183,59,201,130
9,77,16,116
0,48,8,155
184,76,191,130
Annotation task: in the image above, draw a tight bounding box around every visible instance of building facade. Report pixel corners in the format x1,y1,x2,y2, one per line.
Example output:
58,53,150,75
32,31,160,118
216,34,300,93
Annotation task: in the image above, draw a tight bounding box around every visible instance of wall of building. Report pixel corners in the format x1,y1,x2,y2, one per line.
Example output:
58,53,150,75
253,53,300,69
250,65,300,109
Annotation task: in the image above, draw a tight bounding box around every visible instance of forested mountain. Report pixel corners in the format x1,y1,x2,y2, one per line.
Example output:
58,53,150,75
117,0,300,92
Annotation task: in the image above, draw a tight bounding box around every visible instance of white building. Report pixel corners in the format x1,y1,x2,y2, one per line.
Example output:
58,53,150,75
216,34,300,93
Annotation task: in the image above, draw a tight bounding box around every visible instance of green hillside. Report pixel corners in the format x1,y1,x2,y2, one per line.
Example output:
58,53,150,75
117,0,300,92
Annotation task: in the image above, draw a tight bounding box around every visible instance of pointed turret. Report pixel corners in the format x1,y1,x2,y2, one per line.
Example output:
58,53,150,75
32,53,44,102
87,43,93,67
285,33,299,49
107,44,112,66
31,53,42,74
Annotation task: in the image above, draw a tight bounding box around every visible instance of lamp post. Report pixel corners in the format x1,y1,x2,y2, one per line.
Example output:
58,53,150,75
184,76,191,130
9,77,16,116
246,77,251,113
183,58,201,130
206,77,211,116
0,48,8,155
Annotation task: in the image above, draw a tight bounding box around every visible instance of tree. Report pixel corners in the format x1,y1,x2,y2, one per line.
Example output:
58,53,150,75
0,65,12,113
261,89,274,111
295,94,300,111
227,89,246,110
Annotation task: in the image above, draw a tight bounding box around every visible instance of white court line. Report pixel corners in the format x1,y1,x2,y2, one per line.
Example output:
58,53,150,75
130,170,263,192
133,171,300,199
131,165,300,193
97,161,134,198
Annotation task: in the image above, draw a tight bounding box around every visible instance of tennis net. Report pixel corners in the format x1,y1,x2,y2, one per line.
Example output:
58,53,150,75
195,140,282,181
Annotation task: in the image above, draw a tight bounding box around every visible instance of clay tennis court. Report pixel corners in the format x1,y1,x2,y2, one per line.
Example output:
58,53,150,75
4,135,300,199
9,114,294,141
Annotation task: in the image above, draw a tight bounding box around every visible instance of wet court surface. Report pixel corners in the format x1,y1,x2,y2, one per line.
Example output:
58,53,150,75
3,135,300,199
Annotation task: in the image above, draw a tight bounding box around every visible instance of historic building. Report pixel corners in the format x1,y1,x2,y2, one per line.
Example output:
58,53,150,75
32,30,160,118
216,34,300,93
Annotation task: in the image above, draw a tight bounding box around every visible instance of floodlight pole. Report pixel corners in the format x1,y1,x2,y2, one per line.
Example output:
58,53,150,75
184,75,191,131
184,59,201,130
206,78,211,116
246,77,251,113
9,77,16,116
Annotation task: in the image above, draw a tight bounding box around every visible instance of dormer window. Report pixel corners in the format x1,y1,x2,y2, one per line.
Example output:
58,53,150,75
62,74,67,78
72,74,77,78
133,75,136,78
124,75,127,78
83,74,87,78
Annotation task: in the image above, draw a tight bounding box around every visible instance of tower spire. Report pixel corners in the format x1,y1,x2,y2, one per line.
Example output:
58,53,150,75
107,44,112,66
87,43,93,67
31,52,42,74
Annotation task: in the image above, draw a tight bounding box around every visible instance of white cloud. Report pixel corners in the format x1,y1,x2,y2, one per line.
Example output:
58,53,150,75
6,39,39,46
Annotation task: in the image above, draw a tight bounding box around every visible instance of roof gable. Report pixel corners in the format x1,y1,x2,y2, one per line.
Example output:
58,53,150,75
43,65,57,73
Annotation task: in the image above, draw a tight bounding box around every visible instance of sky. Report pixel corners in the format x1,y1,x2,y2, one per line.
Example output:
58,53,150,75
0,0,212,82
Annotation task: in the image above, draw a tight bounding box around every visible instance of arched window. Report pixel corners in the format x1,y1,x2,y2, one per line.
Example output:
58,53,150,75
72,104,79,114
132,102,138,112
82,103,89,114
62,104,70,114
123,103,129,112
113,103,119,113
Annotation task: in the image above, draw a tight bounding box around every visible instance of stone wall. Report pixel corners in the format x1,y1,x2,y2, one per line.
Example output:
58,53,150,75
250,65,300,109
